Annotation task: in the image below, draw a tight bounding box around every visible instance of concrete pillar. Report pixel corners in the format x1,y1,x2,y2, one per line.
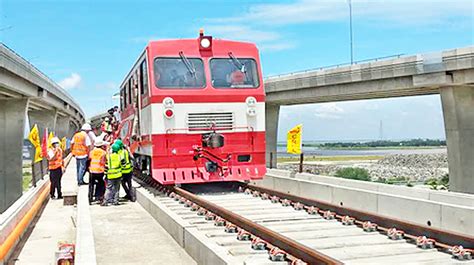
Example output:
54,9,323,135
55,115,71,139
28,109,57,138
0,99,28,213
265,104,280,168
440,86,474,194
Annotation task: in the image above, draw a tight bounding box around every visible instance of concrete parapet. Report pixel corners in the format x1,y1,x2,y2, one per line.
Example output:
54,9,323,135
254,172,474,235
0,98,28,213
0,178,49,264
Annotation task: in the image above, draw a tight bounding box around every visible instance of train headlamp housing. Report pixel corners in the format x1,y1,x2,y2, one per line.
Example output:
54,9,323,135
163,97,174,108
245,96,257,107
198,28,213,51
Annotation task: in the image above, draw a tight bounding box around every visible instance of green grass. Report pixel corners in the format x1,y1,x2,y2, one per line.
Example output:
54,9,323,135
334,167,371,181
23,171,32,191
277,155,384,163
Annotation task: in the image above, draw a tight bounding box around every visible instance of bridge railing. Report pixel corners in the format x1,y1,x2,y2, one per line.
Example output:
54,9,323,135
265,54,405,80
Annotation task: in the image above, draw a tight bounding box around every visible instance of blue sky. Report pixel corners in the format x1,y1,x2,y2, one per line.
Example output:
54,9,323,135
1,0,473,141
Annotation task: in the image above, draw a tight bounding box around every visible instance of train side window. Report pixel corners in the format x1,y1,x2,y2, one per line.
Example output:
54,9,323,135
141,60,148,95
120,88,124,110
123,84,128,108
128,79,132,105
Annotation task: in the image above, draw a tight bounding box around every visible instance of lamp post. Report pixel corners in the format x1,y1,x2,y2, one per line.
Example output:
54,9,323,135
348,0,354,64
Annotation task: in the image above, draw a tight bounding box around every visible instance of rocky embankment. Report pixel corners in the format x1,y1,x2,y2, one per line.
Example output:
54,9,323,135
278,153,448,181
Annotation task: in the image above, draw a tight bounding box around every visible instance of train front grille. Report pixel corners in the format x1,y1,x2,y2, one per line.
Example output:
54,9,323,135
186,112,234,130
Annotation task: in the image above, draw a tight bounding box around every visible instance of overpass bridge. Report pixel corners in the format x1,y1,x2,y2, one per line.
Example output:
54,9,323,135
265,46,474,194
0,43,85,212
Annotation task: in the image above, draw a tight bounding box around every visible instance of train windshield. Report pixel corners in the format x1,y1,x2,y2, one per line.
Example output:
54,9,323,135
210,58,259,88
154,57,205,88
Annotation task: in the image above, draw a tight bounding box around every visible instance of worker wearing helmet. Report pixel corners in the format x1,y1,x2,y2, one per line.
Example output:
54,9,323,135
71,123,92,185
48,137,64,199
115,139,134,201
102,143,123,206
88,138,107,204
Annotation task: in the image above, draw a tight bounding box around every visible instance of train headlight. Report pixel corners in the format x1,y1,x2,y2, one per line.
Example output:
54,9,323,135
200,38,211,49
247,107,257,116
164,108,174,119
163,97,174,108
245,96,257,107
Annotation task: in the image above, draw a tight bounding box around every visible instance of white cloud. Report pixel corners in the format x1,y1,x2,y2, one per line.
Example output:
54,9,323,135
314,102,345,119
58,73,81,90
95,81,118,90
212,0,472,26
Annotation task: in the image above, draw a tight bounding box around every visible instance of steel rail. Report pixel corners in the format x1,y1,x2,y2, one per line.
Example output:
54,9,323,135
245,184,474,251
170,186,343,265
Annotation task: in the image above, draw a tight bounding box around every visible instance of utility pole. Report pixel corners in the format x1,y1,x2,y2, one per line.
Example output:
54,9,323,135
348,0,354,64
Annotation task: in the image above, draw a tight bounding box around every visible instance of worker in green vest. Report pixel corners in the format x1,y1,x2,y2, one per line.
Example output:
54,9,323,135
114,139,134,201
102,143,123,206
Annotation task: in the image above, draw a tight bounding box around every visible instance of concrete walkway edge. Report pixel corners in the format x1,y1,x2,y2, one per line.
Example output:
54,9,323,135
75,186,97,265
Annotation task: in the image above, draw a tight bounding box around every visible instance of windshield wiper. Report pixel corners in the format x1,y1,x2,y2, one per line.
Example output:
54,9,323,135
228,52,245,73
179,51,196,77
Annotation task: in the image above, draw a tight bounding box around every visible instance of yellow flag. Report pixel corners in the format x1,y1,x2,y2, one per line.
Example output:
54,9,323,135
60,137,67,151
48,131,54,148
28,124,43,163
287,124,302,154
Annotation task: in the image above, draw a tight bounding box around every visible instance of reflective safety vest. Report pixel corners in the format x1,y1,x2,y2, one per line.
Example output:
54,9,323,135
89,148,106,174
119,149,133,174
48,147,63,170
72,131,88,157
106,153,122,179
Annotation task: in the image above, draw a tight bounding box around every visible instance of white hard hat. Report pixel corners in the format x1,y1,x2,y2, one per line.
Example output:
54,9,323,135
94,139,104,147
51,137,60,144
81,123,92,131
105,117,110,121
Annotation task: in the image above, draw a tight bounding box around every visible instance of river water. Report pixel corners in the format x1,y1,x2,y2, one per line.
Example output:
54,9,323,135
276,146,447,157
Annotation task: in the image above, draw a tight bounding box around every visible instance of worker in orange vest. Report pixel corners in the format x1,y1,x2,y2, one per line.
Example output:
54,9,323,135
48,137,64,199
71,123,92,185
88,138,107,204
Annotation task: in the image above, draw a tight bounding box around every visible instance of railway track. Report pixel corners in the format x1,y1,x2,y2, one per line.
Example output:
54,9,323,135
137,176,474,264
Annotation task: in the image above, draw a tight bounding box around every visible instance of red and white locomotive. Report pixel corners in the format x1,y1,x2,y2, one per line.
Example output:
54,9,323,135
118,30,266,185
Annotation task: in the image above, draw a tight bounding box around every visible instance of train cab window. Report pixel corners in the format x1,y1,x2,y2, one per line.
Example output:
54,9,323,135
154,57,205,88
140,60,148,95
210,58,259,88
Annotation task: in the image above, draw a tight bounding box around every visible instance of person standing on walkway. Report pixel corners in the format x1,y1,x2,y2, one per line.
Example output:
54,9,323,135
71,123,92,185
88,139,107,204
102,143,123,206
116,139,134,201
47,137,64,199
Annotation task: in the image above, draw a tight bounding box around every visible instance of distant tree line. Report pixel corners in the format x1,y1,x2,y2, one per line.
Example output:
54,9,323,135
316,139,446,148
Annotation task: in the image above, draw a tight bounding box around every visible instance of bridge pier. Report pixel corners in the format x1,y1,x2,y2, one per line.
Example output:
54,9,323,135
265,104,280,168
55,115,71,139
0,99,29,213
440,86,474,194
